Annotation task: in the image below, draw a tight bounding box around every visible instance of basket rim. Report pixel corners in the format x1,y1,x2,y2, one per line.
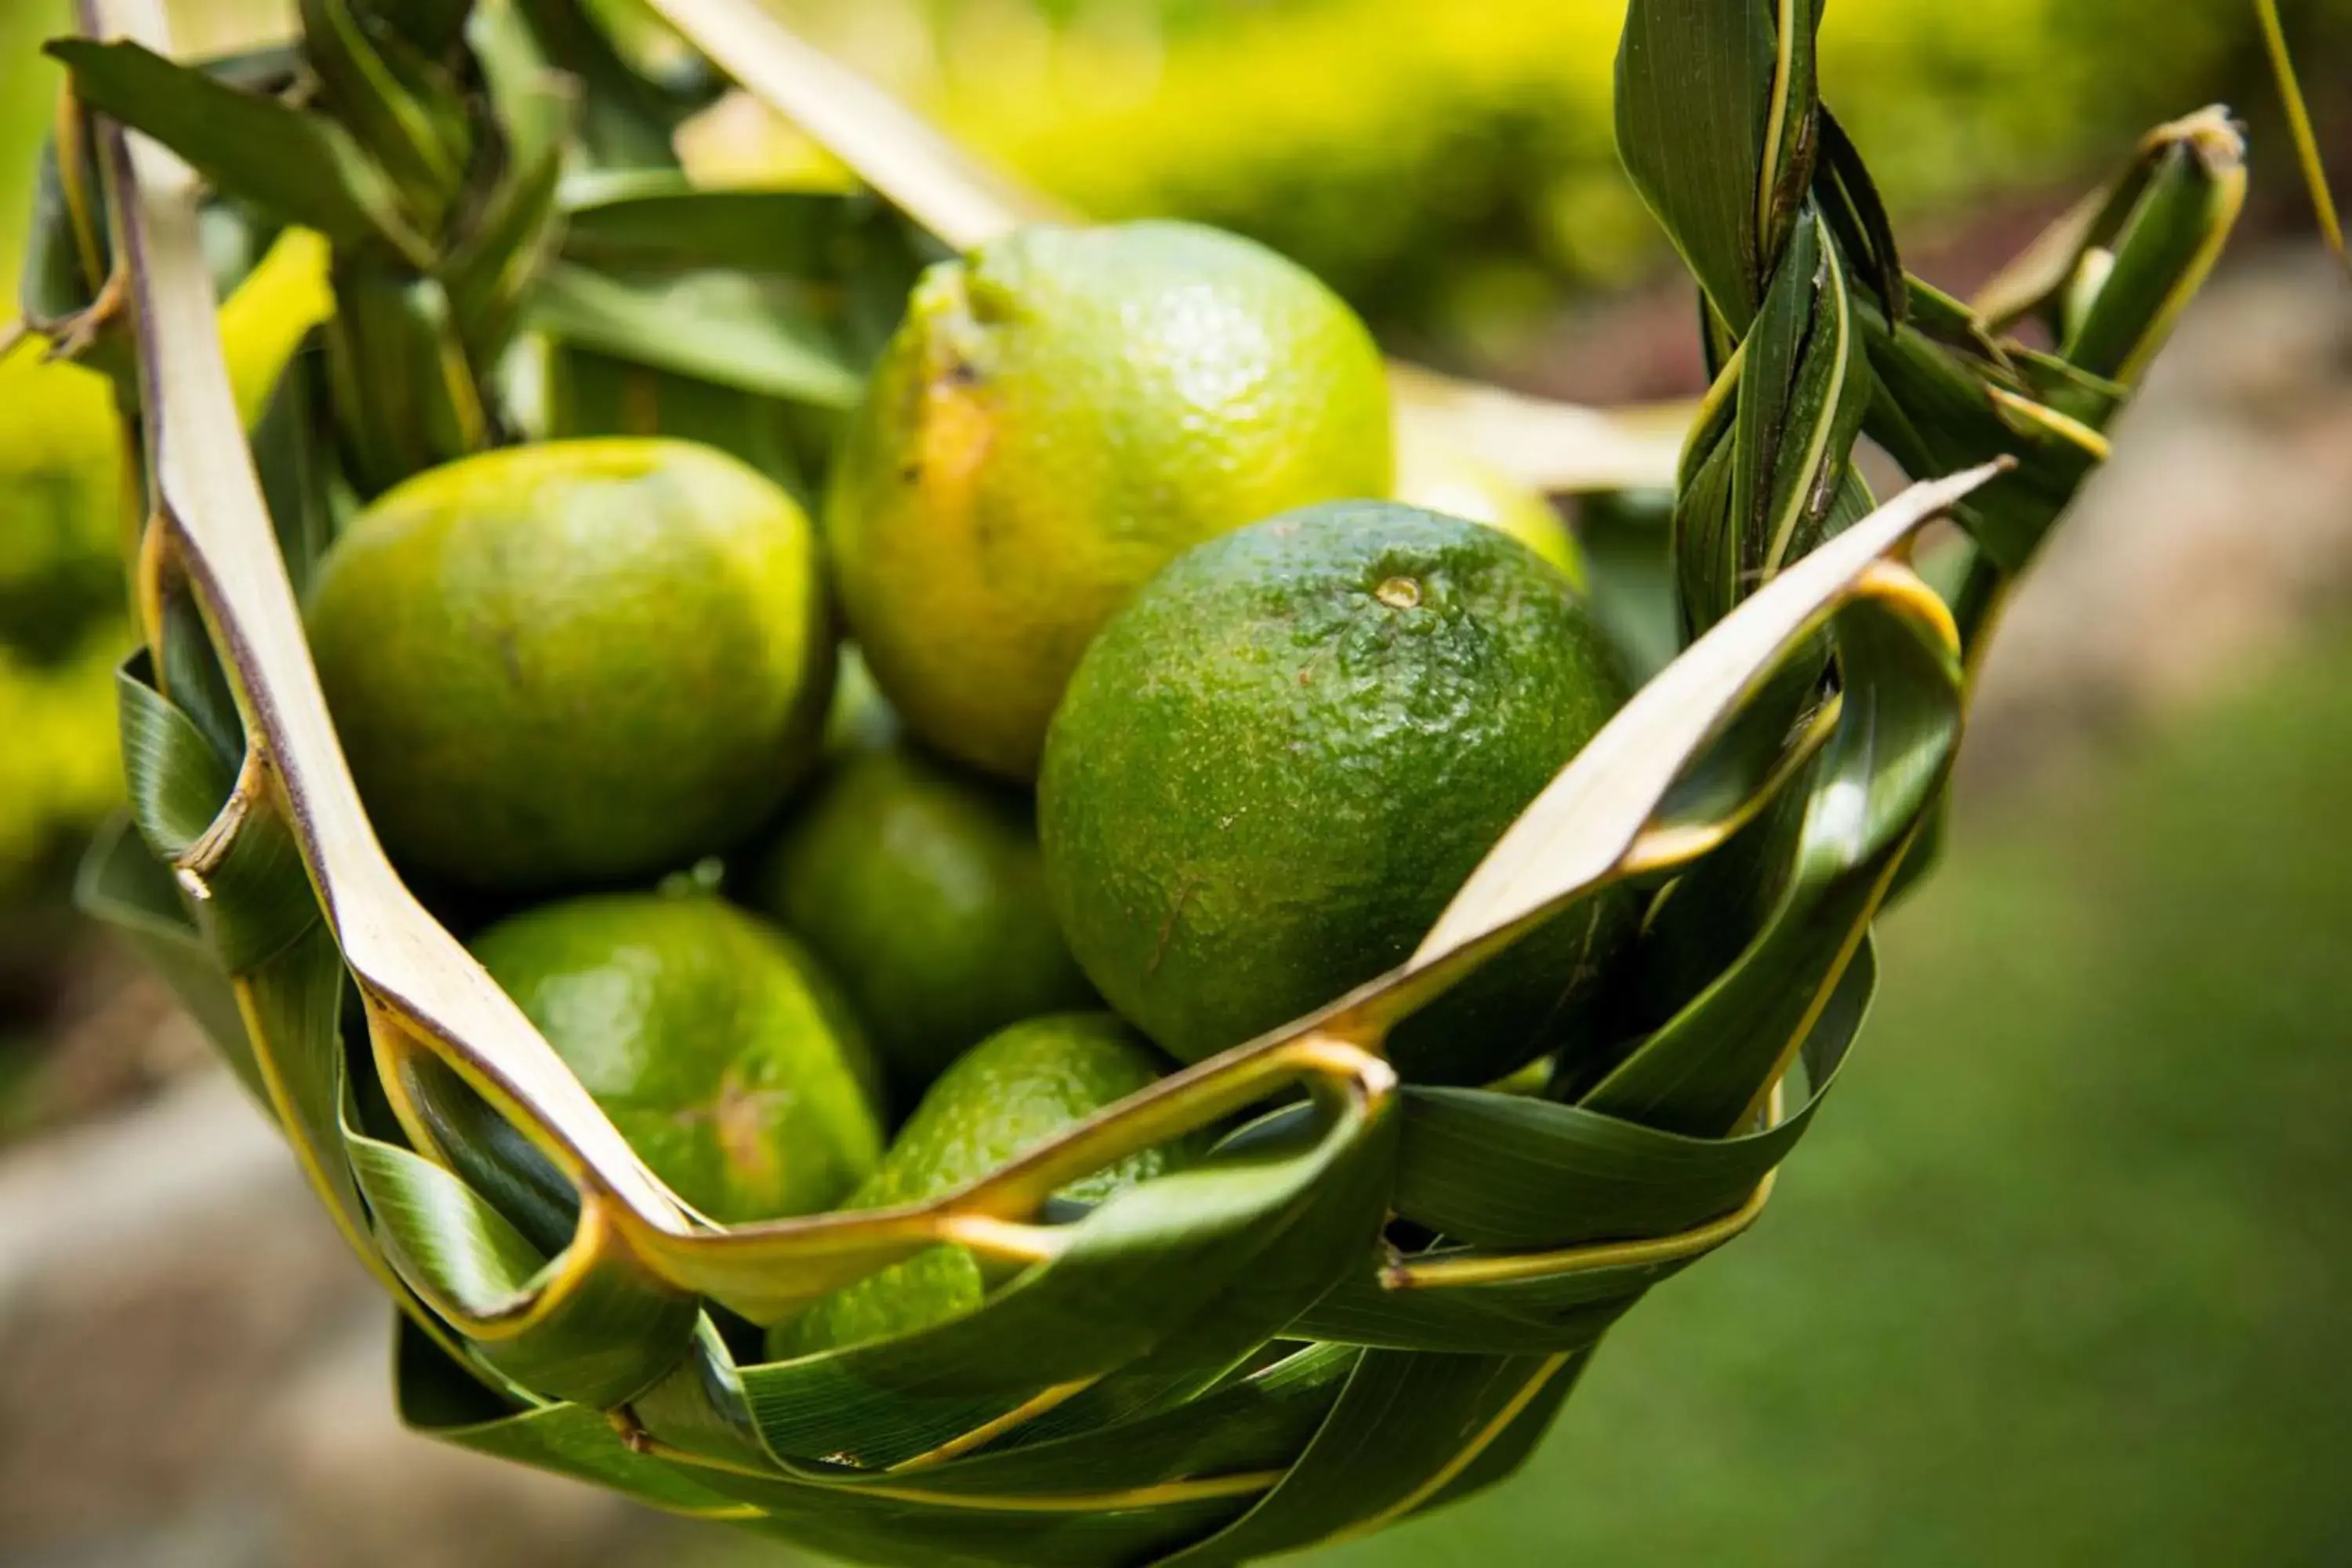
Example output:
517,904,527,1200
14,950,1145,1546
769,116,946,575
78,0,1986,1364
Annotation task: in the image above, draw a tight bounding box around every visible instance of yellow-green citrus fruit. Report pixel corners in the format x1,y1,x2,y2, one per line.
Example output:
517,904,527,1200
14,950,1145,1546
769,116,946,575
746,740,1096,1100
775,1013,1181,1356
1392,423,1588,591
470,892,882,1223
826,220,1394,780
307,437,833,892
0,230,333,883
1040,501,1632,1085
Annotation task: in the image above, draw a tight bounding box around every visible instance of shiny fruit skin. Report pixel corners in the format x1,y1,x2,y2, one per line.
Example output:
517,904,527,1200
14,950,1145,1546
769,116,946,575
470,892,883,1224
775,1013,1179,1356
827,220,1393,780
307,437,833,892
1040,501,1632,1085
748,737,1097,1100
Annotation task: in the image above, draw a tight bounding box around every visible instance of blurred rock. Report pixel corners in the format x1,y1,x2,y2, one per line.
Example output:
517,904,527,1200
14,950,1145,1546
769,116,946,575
0,1070,349,1550
270,1312,658,1568
2,955,211,1142
0,1069,655,1567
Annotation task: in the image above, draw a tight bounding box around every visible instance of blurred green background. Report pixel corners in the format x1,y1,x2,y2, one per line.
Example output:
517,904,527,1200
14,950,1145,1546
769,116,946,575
3,1,2350,1563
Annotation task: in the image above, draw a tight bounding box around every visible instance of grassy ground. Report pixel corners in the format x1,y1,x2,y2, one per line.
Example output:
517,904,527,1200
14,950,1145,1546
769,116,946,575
1299,630,2352,1566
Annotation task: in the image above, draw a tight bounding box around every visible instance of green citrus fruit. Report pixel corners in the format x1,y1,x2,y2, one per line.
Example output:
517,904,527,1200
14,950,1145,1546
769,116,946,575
826,220,1394,781
1039,501,1633,1085
1392,423,1588,591
774,1013,1182,1356
470,892,882,1223
746,738,1096,1100
307,437,833,892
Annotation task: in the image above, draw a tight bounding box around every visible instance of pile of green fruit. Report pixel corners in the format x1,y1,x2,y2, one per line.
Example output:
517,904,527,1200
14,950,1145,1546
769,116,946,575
299,216,1624,1347
42,0,2245,1555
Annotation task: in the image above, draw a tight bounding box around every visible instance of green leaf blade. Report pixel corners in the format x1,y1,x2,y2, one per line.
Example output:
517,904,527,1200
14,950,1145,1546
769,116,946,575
1615,0,1774,330
49,37,429,263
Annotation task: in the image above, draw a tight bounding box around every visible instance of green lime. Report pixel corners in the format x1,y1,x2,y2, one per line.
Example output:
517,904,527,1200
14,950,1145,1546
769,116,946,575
746,739,1096,1099
470,892,882,1223
307,437,833,891
775,1013,1181,1356
826,220,1393,781
1040,501,1632,1085
1393,423,1588,591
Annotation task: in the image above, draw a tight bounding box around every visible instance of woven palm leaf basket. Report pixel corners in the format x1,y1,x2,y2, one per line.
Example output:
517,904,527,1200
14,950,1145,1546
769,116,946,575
28,0,2245,1560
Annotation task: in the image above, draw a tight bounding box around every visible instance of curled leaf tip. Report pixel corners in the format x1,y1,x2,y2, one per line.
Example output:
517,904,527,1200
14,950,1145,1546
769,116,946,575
2143,104,2249,176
